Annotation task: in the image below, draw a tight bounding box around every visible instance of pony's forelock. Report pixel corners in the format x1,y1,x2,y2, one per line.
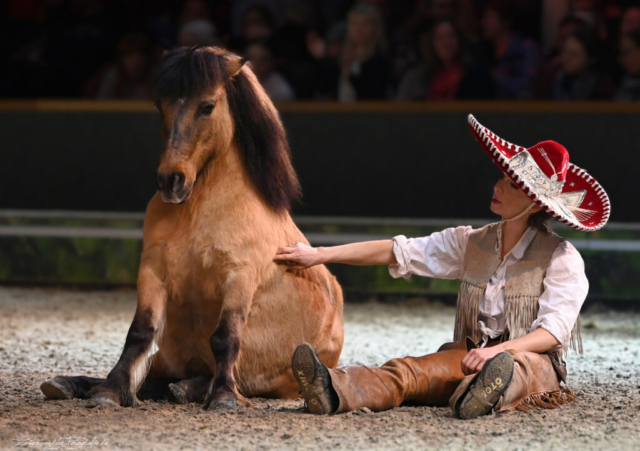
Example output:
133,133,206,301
152,46,228,100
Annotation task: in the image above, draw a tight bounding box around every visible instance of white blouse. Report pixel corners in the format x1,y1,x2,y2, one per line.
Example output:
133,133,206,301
389,225,589,351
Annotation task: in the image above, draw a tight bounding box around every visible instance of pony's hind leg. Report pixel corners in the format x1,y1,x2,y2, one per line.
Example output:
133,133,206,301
168,376,212,404
137,377,180,402
41,376,105,400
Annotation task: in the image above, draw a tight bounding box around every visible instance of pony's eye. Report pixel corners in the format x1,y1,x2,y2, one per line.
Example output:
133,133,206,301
200,103,215,116
510,182,518,189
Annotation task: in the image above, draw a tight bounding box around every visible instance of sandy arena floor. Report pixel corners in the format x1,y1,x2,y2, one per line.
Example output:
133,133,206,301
1,287,639,450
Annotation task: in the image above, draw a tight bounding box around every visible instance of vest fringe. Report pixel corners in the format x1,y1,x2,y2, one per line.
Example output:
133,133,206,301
570,315,583,355
454,281,485,343
508,387,576,413
503,294,539,342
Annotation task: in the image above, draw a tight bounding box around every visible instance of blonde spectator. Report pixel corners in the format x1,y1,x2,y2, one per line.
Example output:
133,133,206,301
338,4,389,102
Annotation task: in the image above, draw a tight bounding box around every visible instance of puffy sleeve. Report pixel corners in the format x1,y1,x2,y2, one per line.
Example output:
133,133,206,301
389,226,473,280
530,241,589,351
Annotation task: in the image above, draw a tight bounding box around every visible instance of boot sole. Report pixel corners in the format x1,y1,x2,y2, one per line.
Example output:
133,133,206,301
292,343,329,415
459,352,514,420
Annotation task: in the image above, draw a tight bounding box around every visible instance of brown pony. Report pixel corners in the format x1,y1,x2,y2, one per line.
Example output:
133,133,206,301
40,46,344,409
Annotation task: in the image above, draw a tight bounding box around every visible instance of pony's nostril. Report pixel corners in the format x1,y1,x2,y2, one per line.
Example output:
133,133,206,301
157,172,168,190
171,172,186,193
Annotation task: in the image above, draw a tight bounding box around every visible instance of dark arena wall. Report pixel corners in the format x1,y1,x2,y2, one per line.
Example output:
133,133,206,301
2,101,637,221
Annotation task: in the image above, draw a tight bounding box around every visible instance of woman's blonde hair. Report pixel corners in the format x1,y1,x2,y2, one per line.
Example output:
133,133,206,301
345,4,387,55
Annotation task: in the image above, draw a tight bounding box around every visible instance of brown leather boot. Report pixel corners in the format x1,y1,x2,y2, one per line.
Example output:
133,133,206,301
292,343,339,415
329,343,468,414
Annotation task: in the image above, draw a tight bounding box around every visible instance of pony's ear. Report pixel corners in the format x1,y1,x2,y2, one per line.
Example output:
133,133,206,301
227,57,249,78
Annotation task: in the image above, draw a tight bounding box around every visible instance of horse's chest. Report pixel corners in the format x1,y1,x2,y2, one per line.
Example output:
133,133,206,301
162,238,230,298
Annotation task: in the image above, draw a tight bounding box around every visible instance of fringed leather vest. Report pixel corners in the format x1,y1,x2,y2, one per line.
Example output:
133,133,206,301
453,223,583,359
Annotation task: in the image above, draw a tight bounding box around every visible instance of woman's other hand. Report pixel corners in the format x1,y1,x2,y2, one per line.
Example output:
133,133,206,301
461,346,504,376
274,242,323,270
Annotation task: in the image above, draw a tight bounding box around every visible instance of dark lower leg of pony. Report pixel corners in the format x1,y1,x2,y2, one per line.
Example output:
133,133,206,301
41,375,180,402
203,309,251,410
168,376,212,404
41,375,105,400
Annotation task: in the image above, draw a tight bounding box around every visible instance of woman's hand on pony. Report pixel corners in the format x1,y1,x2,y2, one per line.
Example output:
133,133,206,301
274,242,323,270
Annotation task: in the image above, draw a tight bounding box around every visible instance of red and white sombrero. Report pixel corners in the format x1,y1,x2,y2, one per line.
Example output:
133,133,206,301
468,114,610,231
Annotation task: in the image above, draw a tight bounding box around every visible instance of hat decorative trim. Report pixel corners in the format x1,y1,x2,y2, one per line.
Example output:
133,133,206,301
468,114,610,231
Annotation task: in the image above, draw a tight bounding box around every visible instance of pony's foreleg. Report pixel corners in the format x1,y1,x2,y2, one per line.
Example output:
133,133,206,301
203,273,256,410
90,265,166,407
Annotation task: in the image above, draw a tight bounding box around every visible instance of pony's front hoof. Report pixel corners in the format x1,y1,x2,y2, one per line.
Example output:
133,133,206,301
204,390,237,410
41,377,74,400
168,383,188,405
88,392,121,408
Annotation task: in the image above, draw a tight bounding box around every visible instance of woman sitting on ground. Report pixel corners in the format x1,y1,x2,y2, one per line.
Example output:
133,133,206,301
275,114,609,419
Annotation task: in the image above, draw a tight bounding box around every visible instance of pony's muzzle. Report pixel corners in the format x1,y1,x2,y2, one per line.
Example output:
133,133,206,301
157,171,192,204
157,171,186,193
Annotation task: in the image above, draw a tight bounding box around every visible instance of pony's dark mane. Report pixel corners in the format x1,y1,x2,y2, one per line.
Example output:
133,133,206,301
152,46,301,211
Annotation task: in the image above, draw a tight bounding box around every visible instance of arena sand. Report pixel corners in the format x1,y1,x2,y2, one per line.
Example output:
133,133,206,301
1,287,639,450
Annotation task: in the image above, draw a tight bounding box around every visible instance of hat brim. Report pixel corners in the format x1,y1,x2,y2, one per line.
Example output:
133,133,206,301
468,114,610,231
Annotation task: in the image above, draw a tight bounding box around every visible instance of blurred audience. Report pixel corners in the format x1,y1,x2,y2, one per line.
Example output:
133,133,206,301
178,20,218,46
616,30,640,101
397,20,493,100
621,6,640,34
232,4,276,51
337,4,389,101
6,0,640,102
246,39,295,102
481,0,541,99
535,29,614,100
87,33,154,100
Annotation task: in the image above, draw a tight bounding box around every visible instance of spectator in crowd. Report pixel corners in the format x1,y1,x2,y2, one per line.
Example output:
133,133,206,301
242,4,276,42
543,16,588,70
315,22,347,99
230,4,277,52
397,20,493,100
246,39,296,102
178,19,218,46
272,0,324,99
535,29,614,100
179,0,211,25
621,5,640,34
90,33,154,100
571,0,610,41
338,4,389,101
616,30,640,101
481,0,542,99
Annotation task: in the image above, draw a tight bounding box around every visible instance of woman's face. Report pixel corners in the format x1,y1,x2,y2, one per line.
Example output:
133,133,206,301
243,8,272,41
432,22,459,63
348,13,376,46
491,174,536,219
561,36,590,75
619,36,640,76
481,8,504,41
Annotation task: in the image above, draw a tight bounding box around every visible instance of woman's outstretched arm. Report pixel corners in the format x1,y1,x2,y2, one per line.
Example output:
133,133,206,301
274,240,396,270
